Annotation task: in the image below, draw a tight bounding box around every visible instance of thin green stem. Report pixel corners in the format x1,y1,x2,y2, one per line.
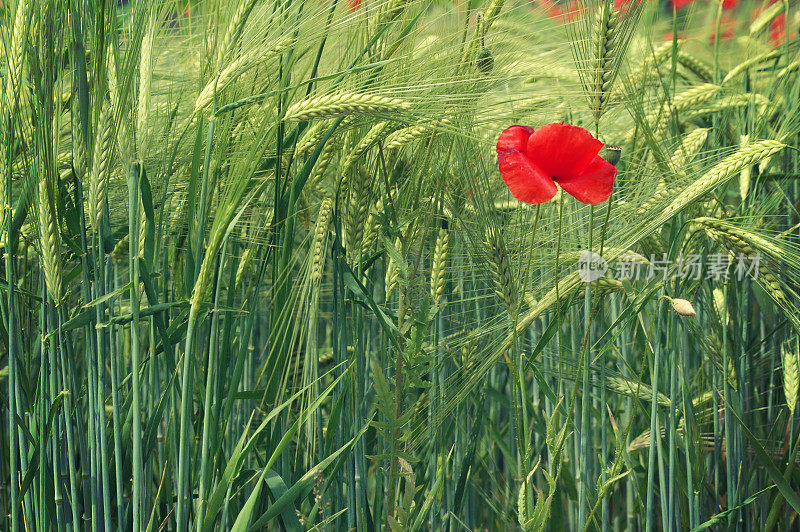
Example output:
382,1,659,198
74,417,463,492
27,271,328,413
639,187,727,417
579,204,595,530
128,163,144,532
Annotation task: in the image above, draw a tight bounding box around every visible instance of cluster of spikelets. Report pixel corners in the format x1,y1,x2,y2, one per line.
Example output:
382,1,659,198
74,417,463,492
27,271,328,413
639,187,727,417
5,0,800,530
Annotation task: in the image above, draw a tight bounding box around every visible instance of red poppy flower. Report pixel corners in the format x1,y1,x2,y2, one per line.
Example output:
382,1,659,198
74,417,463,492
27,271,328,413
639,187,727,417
671,0,694,9
534,0,579,22
614,0,643,13
770,13,787,45
710,13,736,43
496,123,617,205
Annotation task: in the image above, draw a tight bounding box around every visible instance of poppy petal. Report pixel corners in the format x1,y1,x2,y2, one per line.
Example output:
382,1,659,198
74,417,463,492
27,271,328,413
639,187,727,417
554,155,617,205
498,150,558,204
526,122,604,178
497,125,535,155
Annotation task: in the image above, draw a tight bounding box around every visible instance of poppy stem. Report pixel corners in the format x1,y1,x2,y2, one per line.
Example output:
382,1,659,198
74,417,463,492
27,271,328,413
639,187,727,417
555,198,564,397
516,204,543,317
512,204,543,477
578,204,594,529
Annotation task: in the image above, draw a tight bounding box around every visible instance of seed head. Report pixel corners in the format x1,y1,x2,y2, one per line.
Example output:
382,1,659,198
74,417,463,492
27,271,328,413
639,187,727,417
670,298,696,317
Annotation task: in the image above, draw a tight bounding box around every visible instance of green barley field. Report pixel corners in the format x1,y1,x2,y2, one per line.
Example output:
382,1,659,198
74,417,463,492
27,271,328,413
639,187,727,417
2,0,800,529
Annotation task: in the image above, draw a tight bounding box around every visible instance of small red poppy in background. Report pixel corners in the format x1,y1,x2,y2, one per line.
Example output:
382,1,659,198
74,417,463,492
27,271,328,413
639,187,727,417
770,13,787,45
670,0,695,9
710,13,736,43
496,123,617,205
347,0,361,11
536,0,580,21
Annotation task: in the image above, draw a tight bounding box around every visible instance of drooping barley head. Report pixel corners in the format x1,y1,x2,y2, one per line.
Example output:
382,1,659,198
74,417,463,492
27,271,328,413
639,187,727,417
284,92,411,122
215,0,260,67
590,1,619,123
485,227,518,315
311,197,333,285
89,97,114,230
782,342,798,413
37,179,63,305
430,228,450,305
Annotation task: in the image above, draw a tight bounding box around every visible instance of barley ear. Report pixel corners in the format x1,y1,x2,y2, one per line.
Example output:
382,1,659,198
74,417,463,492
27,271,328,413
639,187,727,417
190,230,225,314
216,0,260,67
345,169,371,266
235,248,254,287
38,179,63,305
339,122,390,178
138,203,147,259
4,0,30,114
295,121,329,156
783,343,799,413
658,140,785,221
385,237,402,298
385,124,431,151
195,39,293,115
137,9,157,152
677,51,714,82
360,199,383,262
486,227,518,315
430,228,450,305
629,40,676,87
111,234,130,263
283,93,411,122
107,43,134,163
590,1,619,123
484,0,506,32
311,197,333,285
89,97,114,230
307,141,337,196
669,128,709,176
692,217,794,326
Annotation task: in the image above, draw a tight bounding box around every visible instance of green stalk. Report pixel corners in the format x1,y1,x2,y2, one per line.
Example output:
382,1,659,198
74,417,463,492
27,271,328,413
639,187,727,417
14,244,32,529
713,356,721,517
75,170,102,531
387,286,407,524
196,240,229,530
680,321,696,529
645,306,662,532
578,205,594,530
55,307,80,530
128,163,145,531
108,257,126,529
515,204,542,453
617,296,635,532
92,227,114,531
737,277,749,528
95,274,113,532
722,283,735,527
45,298,64,532
667,312,677,531
177,117,216,531
176,287,200,531
38,281,47,530
600,316,608,532
571,306,581,528
5,120,19,532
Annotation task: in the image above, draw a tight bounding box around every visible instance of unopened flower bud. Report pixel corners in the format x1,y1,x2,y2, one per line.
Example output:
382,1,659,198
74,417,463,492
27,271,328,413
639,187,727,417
670,298,696,317
604,145,622,167
477,48,494,74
